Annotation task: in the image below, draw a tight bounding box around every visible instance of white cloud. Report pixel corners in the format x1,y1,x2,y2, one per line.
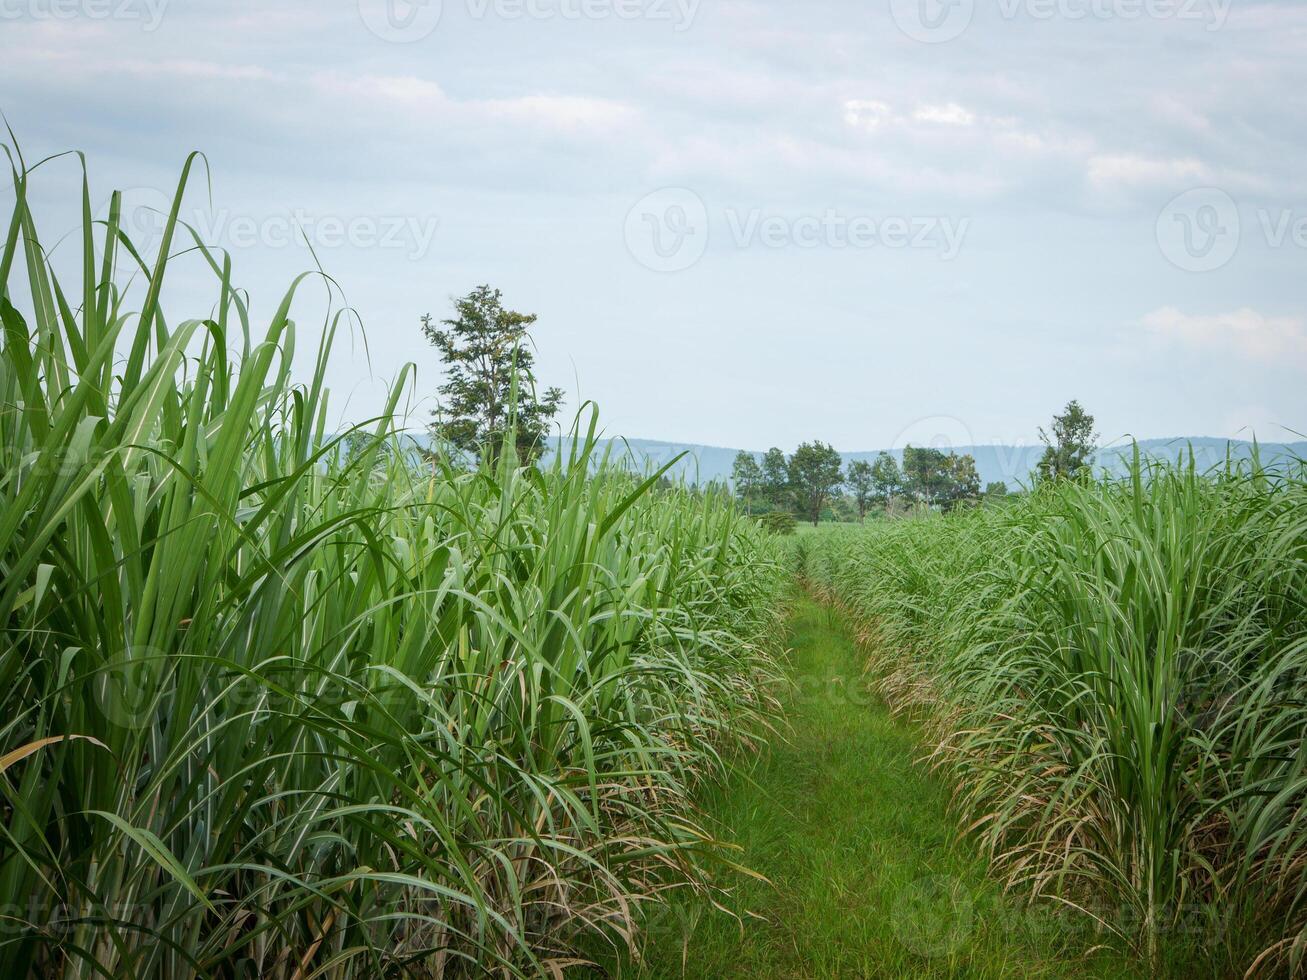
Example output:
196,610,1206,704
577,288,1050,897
913,103,975,127
484,94,636,131
1087,154,1210,188
3,0,1304,445
311,73,635,134
123,60,280,82
1141,307,1307,363
844,99,978,131
842,99,893,131
313,73,448,107
1150,94,1210,132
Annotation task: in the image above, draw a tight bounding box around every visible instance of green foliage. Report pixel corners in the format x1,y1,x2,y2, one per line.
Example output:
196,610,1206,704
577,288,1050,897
845,459,875,521
788,441,844,526
0,154,786,977
594,598,1143,979
797,454,1307,975
422,284,565,465
901,446,981,511
901,445,951,504
758,510,797,535
869,451,904,506
983,480,1009,498
761,447,789,507
1037,398,1097,482
941,452,981,511
732,450,763,512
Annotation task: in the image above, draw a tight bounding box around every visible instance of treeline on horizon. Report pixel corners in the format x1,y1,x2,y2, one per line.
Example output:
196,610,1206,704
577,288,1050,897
730,400,1097,526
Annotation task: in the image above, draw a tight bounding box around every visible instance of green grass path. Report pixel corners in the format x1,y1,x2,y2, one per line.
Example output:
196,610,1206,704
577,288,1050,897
597,595,1142,979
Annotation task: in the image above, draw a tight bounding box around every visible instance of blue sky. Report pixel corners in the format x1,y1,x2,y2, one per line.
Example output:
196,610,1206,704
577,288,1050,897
3,0,1304,450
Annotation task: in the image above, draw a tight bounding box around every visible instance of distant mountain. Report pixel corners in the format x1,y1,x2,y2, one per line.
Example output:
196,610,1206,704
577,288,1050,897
571,437,1307,489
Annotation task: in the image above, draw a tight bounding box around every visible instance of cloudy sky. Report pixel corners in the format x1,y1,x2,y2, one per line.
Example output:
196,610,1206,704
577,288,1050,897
3,0,1304,450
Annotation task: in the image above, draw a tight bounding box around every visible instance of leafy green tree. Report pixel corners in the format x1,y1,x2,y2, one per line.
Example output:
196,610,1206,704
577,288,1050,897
940,453,981,512
903,446,982,510
761,447,790,509
341,428,390,467
984,481,1010,499
731,451,763,512
788,441,844,525
845,459,875,521
870,452,903,508
422,284,564,465
1037,399,1097,482
902,445,952,505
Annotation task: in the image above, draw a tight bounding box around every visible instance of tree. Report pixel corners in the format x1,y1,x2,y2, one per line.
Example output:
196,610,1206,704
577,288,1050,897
788,441,844,525
984,481,1010,499
1037,399,1097,483
940,453,981,512
902,446,982,510
869,452,904,508
761,447,790,509
341,428,390,467
902,445,952,505
846,459,875,521
731,451,763,513
423,285,564,465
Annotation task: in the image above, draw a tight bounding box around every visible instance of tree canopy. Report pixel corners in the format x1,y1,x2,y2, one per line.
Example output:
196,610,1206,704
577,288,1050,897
903,445,981,511
869,452,903,506
788,441,844,525
731,451,763,512
845,459,875,521
1037,399,1097,482
761,448,790,507
423,285,564,465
